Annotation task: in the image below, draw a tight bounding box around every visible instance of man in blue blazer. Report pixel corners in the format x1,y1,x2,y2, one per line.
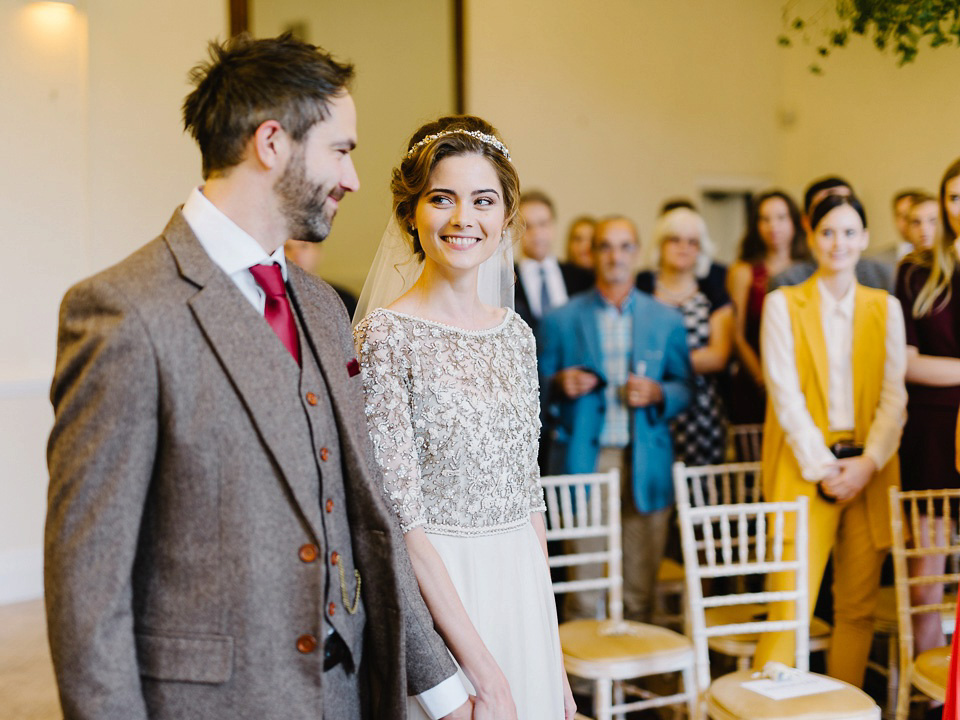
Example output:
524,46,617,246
538,216,692,622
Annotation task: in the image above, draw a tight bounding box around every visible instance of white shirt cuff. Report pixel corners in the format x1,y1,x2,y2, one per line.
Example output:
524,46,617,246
416,674,470,719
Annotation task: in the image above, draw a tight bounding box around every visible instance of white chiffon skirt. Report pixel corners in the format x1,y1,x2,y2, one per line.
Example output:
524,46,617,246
407,521,565,720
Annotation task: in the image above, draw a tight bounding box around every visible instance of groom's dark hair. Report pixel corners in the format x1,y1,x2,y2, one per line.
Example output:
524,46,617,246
183,33,354,179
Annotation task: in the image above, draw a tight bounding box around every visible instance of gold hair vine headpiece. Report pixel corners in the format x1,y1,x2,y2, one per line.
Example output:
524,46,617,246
405,129,511,162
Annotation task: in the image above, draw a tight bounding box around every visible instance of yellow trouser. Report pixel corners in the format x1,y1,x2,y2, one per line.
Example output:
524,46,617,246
752,489,886,687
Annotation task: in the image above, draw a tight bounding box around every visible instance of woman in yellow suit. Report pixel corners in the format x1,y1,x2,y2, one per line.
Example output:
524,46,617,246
753,193,907,687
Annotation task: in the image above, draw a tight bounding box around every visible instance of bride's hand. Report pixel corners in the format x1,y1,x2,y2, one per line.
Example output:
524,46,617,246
562,672,577,719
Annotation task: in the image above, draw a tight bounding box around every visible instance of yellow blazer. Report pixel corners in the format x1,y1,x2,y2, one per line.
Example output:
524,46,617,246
761,277,899,549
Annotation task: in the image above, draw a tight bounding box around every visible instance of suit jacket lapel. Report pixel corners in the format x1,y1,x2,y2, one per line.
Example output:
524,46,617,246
286,272,371,480
577,297,605,380
163,211,324,541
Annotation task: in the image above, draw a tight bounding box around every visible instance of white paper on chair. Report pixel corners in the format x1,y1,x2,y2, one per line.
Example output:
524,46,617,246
741,674,845,700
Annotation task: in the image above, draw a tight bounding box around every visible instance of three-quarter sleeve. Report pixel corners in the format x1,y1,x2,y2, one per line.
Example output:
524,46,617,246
354,314,426,533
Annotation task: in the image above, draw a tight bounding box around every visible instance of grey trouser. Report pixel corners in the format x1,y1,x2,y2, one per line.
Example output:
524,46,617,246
564,447,672,624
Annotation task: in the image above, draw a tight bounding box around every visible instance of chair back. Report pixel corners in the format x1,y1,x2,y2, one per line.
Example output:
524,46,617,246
730,423,764,462
542,470,623,622
888,487,960,673
673,461,762,509
677,489,810,692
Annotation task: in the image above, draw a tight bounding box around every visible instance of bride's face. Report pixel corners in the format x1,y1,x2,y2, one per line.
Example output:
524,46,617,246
413,153,506,273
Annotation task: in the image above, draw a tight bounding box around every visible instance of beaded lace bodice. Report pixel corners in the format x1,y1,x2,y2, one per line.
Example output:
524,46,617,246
354,308,545,537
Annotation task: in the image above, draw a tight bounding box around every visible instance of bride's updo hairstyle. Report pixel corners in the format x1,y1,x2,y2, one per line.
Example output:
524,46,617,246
392,115,521,261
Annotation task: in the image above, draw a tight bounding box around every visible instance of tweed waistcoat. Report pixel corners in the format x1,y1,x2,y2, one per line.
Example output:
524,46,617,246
288,304,366,666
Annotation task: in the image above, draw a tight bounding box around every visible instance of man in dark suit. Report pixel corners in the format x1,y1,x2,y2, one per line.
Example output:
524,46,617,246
514,190,592,333
45,35,467,720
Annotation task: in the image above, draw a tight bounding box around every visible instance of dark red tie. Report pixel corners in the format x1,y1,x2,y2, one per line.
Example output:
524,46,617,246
249,263,300,366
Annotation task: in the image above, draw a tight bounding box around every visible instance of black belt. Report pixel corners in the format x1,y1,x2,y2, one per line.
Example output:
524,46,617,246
323,629,352,672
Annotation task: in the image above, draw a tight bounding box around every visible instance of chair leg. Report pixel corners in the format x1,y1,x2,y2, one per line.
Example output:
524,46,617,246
885,633,898,720
682,665,698,720
736,654,751,672
894,669,911,720
595,678,613,720
612,680,625,720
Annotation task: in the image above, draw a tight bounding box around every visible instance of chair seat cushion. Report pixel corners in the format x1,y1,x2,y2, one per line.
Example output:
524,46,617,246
658,557,685,584
559,619,691,663
874,587,956,633
704,604,831,652
913,645,950,700
707,669,879,720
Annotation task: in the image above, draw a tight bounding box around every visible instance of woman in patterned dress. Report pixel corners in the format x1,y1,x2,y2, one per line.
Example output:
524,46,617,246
637,207,733,465
353,116,573,720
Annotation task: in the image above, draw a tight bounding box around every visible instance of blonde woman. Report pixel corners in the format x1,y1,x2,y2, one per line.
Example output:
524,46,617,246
895,158,960,655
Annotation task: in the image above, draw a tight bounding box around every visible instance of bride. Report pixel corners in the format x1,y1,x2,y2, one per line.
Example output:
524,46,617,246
353,115,574,720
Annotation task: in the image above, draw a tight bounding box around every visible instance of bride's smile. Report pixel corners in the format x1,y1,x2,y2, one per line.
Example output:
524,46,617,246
414,153,506,271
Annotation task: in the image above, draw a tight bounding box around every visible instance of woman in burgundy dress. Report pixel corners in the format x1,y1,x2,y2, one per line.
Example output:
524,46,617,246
727,190,808,424
896,157,960,657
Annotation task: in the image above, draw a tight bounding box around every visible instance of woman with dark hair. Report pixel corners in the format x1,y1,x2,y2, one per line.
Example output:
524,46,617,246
894,157,960,657
354,116,572,719
754,194,906,686
726,190,808,424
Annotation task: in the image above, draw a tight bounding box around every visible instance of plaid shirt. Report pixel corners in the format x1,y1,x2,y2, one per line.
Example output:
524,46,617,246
596,290,636,447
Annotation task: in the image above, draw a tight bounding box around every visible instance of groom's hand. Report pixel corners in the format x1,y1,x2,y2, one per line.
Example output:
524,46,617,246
441,697,473,720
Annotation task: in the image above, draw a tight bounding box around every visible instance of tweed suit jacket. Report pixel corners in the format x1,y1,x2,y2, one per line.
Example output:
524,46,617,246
45,210,456,719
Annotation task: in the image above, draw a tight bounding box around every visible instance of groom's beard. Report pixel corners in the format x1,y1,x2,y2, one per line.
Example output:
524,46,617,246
275,149,339,244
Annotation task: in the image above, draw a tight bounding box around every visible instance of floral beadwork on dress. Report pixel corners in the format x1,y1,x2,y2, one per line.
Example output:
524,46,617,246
354,308,545,537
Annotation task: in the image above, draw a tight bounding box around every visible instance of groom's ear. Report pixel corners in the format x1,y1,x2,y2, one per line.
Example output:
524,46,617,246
250,119,289,171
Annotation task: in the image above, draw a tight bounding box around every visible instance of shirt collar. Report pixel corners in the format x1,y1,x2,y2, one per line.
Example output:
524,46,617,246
594,287,637,314
816,278,855,318
519,256,560,272
182,187,288,280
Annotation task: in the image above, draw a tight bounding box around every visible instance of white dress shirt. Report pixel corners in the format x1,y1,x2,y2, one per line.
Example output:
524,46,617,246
181,187,289,313
182,188,468,718
518,256,568,317
761,280,907,482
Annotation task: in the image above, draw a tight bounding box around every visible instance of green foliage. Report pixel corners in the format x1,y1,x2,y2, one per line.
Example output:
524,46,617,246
782,0,960,71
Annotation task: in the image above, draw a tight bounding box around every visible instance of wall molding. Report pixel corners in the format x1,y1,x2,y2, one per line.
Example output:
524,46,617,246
0,546,43,605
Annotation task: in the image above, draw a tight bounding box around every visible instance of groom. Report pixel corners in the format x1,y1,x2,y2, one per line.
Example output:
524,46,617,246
45,35,469,719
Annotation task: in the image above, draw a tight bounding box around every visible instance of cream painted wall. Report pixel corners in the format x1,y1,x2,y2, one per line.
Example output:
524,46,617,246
465,0,960,262
251,0,455,293
777,35,960,254
0,0,225,604
465,0,784,262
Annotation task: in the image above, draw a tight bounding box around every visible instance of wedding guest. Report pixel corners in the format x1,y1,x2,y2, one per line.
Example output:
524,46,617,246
769,176,894,292
903,192,940,255
637,207,732,465
726,190,808,424
893,190,929,260
894,159,960,657
565,215,596,272
514,191,592,332
754,194,907,687
538,216,692,623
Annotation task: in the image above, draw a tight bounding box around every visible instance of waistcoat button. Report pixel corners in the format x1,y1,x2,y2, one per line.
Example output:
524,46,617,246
299,544,318,563
326,499,334,513
305,392,318,406
328,602,336,617
320,447,330,462
296,634,317,654
331,551,340,566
